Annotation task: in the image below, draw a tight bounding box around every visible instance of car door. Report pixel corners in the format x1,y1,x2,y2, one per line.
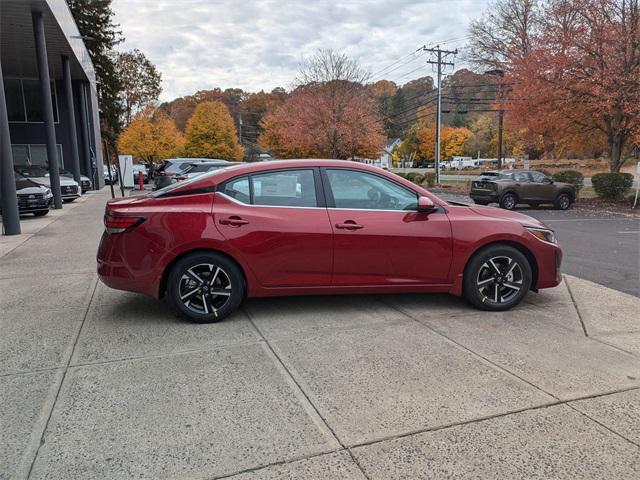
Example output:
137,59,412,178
511,171,535,201
322,168,452,286
214,168,333,287
528,171,556,201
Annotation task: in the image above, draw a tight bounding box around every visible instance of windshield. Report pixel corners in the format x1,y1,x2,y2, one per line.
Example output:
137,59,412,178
15,166,49,177
150,165,241,197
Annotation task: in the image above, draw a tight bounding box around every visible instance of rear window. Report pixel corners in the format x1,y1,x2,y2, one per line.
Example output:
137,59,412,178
219,169,318,207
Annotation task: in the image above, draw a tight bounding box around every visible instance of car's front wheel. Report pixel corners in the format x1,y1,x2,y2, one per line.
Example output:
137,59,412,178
166,252,245,323
499,193,517,210
463,245,532,311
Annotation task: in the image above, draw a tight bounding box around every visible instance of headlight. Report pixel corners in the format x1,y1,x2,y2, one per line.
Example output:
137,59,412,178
44,188,52,198
526,227,557,244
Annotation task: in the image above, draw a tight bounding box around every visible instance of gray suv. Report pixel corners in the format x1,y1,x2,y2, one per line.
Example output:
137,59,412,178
470,170,576,210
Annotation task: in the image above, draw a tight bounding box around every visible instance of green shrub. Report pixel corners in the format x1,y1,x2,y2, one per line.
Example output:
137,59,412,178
405,172,421,182
410,174,425,185
592,172,634,200
424,172,436,187
552,170,584,195
535,168,552,177
394,172,408,179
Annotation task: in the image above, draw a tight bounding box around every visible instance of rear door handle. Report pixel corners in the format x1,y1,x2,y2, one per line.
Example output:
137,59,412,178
335,221,363,230
219,216,249,226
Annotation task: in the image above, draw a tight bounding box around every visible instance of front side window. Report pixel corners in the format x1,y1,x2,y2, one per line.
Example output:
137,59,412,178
252,169,317,207
326,169,417,211
513,172,530,182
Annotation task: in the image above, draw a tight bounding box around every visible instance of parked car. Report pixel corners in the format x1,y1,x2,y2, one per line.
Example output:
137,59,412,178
132,164,149,184
469,170,575,210
103,164,118,185
98,160,562,323
153,158,225,190
14,166,81,202
154,158,230,189
0,172,53,217
175,160,233,181
60,168,92,193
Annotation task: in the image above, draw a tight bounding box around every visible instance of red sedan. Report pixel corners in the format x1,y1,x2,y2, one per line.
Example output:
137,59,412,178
97,160,562,323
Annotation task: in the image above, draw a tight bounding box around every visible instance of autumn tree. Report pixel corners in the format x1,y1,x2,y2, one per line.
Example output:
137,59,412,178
416,125,473,160
118,108,184,163
183,101,243,161
260,50,386,159
116,49,162,124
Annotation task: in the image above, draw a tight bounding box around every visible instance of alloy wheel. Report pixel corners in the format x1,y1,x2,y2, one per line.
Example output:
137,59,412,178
558,194,570,210
476,255,524,305
178,263,232,315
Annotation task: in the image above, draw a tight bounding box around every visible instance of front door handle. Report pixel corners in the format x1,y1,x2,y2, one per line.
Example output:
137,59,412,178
335,221,363,230
219,216,249,226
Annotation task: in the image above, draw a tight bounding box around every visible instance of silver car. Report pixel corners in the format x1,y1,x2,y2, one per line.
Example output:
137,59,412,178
14,166,81,202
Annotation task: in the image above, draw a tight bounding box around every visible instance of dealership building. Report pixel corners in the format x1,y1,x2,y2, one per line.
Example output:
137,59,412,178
0,0,104,235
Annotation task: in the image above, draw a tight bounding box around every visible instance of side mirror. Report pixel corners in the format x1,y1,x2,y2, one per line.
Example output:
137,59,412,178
417,196,437,213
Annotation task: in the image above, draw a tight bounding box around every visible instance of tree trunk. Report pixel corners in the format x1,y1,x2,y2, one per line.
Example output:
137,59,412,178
608,133,624,173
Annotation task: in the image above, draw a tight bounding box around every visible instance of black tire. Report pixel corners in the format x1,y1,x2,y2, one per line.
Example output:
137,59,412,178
166,252,245,323
500,192,518,210
463,244,532,311
554,192,572,210
473,200,490,206
32,210,49,217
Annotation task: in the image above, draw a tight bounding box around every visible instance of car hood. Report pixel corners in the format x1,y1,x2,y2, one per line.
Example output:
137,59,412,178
468,204,550,229
16,178,47,193
29,176,78,187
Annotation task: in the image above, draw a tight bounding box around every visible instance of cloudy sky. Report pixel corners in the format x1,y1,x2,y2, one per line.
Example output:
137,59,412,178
112,0,489,101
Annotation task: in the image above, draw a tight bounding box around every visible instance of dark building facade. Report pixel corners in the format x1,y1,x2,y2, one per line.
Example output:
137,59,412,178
1,0,103,234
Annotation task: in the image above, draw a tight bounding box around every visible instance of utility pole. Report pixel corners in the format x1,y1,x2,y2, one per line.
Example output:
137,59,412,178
238,112,243,145
425,45,457,184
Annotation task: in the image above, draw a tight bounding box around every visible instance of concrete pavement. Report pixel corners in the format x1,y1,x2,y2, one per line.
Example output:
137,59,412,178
1,188,639,479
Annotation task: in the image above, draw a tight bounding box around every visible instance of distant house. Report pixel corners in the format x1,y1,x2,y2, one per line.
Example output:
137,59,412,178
354,138,401,169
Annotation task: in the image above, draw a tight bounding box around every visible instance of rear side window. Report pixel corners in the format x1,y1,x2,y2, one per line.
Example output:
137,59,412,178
513,172,530,182
252,170,316,207
220,169,318,207
222,176,250,204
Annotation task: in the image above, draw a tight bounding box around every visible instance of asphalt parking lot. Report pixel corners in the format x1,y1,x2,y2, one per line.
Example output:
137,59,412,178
439,192,640,297
2,189,639,479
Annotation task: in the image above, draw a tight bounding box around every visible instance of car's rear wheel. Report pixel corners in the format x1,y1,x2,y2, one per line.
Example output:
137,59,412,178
463,245,532,311
499,193,517,210
166,252,245,323
554,192,572,210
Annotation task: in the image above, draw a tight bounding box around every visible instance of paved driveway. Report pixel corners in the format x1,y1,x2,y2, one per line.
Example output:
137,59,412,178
2,189,639,479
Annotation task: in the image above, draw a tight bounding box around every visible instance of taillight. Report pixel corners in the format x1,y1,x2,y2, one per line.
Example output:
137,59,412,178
104,214,144,234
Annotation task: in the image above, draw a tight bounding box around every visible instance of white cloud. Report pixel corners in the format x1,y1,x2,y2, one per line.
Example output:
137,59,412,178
112,0,489,101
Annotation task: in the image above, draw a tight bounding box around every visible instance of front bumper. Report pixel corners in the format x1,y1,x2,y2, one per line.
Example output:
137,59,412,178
469,189,498,202
17,195,52,213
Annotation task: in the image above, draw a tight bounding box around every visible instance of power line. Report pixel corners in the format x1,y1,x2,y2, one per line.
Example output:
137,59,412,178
424,45,457,183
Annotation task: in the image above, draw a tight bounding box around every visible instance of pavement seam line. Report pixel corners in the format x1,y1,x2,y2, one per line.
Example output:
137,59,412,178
564,402,640,449
564,275,589,336
210,448,346,480
241,307,375,480
25,276,99,480
377,297,640,451
377,296,557,400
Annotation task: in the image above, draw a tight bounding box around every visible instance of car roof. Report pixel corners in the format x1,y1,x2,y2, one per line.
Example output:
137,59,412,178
166,158,228,163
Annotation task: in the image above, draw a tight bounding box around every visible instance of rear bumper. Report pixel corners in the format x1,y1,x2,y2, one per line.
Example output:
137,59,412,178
97,231,161,298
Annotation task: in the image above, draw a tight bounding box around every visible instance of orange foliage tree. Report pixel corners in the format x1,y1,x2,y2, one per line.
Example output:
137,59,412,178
118,107,184,163
260,50,386,159
415,124,473,160
471,0,640,171
184,101,243,161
